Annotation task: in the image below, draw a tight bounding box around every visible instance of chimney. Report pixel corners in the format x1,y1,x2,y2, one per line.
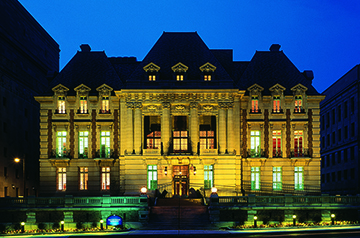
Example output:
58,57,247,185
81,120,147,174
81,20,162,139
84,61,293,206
269,44,281,52
80,44,91,52
302,70,314,81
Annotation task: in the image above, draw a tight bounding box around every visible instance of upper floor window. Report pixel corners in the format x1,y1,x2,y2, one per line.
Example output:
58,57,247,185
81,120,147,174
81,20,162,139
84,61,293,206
57,96,66,114
204,74,211,81
147,131,161,149
79,96,88,113
294,96,303,113
100,131,110,158
294,130,303,157
200,131,215,150
147,165,158,190
344,101,348,118
250,130,261,157
101,167,110,190
148,74,156,81
272,131,282,158
294,167,304,190
337,105,341,122
251,96,259,113
173,131,188,152
272,167,282,190
176,74,184,81
273,96,281,113
79,131,89,158
56,131,67,158
101,96,110,114
79,167,88,190
57,167,66,191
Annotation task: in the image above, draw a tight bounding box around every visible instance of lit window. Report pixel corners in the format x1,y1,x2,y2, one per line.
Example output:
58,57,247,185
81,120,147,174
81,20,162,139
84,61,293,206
79,96,87,113
272,131,282,157
100,131,110,158
147,165,157,190
294,96,302,113
79,131,88,158
272,167,282,190
204,165,213,189
149,74,156,81
294,167,304,190
79,167,88,190
251,96,259,113
101,96,110,113
204,74,211,81
176,74,183,81
200,131,215,149
250,131,261,157
173,131,188,152
147,131,161,149
56,131,67,158
57,96,66,113
273,96,281,113
294,130,303,157
251,167,260,190
101,167,110,190
57,167,66,191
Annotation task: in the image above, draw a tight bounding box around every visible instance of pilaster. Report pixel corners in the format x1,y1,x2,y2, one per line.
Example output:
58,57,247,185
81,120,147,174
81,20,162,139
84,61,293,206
126,102,134,154
161,102,171,154
134,102,142,155
218,103,227,154
190,102,199,155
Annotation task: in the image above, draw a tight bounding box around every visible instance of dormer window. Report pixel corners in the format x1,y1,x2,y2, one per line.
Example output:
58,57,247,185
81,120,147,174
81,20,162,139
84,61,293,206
294,96,303,113
57,96,66,114
149,74,156,81
269,84,286,114
291,84,307,114
248,84,264,114
143,62,160,82
101,96,110,114
172,62,188,81
74,84,91,114
79,96,88,114
251,96,259,113
200,62,216,82
204,74,211,81
176,74,184,81
273,96,281,113
96,84,113,114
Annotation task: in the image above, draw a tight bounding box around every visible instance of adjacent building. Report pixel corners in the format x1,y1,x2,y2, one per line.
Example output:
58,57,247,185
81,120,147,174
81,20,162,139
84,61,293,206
35,32,324,197
320,65,360,195
0,0,59,197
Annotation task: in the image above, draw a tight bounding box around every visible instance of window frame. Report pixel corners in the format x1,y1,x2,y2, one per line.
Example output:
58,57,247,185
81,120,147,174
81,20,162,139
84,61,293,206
251,167,260,190
272,167,282,190
57,96,66,114
56,131,67,158
147,165,158,190
204,165,214,189
57,167,66,191
294,167,304,190
173,130,188,152
101,167,110,190
250,130,261,157
79,167,88,190
100,131,111,158
79,131,89,158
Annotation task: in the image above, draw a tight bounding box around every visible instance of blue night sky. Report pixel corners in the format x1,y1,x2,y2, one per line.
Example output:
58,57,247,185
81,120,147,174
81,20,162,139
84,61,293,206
18,0,360,93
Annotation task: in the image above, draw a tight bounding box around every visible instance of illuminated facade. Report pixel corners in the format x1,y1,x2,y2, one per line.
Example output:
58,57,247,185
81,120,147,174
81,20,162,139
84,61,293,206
35,33,324,197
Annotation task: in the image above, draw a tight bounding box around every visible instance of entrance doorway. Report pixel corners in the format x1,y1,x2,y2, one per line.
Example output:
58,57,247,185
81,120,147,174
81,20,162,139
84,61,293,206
173,165,189,196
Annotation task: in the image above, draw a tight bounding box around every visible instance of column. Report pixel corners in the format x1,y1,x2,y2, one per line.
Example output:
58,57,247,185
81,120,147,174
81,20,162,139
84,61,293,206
126,102,134,154
190,102,199,155
218,103,227,154
161,102,171,154
227,103,234,154
134,102,142,155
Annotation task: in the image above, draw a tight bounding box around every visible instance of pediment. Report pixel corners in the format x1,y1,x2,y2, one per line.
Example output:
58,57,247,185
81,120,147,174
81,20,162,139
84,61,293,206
171,62,188,73
143,62,160,72
199,62,216,72
52,84,69,96
269,84,286,95
96,84,113,96
291,84,308,95
74,84,91,96
247,84,264,96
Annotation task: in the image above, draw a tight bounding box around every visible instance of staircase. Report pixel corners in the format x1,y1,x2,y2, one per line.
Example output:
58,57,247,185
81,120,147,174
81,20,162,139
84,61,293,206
144,198,214,230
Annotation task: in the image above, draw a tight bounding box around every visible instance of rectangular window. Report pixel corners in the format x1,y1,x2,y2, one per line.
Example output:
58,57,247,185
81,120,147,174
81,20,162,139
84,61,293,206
344,101,348,118
57,167,66,191
272,167,282,190
351,123,355,137
350,147,355,160
294,96,302,113
351,97,355,114
149,74,156,81
57,96,66,113
251,167,260,190
344,149,348,162
326,112,330,127
79,96,87,113
332,109,335,124
351,168,355,179
337,171,342,181
337,152,341,163
79,167,88,190
345,126,348,139
332,131,335,144
294,167,304,190
338,129,341,142
176,74,183,81
56,131,67,158
100,131,110,158
101,167,110,190
79,131,89,158
273,96,281,113
344,169,348,180
204,165,214,189
338,105,341,122
147,165,157,190
332,153,335,165
294,130,303,157
147,131,161,149
251,96,259,113
204,74,211,81
250,131,261,157
101,96,110,113
173,131,188,152
200,131,215,150
332,172,335,182
272,130,282,157
144,116,161,149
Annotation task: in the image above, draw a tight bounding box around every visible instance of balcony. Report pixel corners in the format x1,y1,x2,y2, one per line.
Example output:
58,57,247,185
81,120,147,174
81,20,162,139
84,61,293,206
77,109,89,114
294,108,306,114
99,109,111,114
272,108,284,114
51,149,71,159
249,109,261,114
143,148,161,155
247,149,265,158
290,148,310,158
54,109,66,114
272,150,282,158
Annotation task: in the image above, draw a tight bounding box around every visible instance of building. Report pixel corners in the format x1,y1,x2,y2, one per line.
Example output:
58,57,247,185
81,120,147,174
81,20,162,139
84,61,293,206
320,65,360,195
0,0,59,197
35,32,324,197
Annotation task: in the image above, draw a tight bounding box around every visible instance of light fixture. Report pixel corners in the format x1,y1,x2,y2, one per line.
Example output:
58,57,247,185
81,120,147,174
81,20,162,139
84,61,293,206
60,221,64,231
211,187,217,194
100,219,104,230
164,166,168,175
254,216,257,228
293,215,296,226
21,222,25,233
331,214,335,225
193,166,196,175
292,215,296,219
140,186,147,195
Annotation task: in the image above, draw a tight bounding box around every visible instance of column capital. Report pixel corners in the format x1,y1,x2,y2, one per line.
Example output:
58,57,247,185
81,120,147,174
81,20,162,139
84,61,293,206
218,102,228,109
126,102,134,109
190,102,198,109
134,102,142,109
162,102,171,109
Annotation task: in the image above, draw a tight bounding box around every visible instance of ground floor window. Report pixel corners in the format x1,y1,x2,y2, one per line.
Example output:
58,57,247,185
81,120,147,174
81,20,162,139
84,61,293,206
294,167,304,190
272,167,282,190
57,167,66,191
79,167,88,190
101,167,110,190
204,165,214,189
147,165,157,190
251,167,260,190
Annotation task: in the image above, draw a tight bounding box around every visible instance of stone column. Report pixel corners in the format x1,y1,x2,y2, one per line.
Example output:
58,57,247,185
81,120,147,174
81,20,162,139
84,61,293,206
126,102,134,154
161,102,171,154
218,103,227,154
134,102,142,155
47,110,52,158
227,103,234,154
190,102,199,155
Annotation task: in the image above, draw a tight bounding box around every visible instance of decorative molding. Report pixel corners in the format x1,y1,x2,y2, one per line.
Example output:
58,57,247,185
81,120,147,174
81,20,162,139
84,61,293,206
96,84,113,96
52,84,69,96
190,102,198,109
171,62,188,73
74,84,91,96
173,105,187,113
247,84,264,97
134,102,142,109
143,62,160,72
269,83,286,96
162,102,171,109
199,62,216,72
291,83,308,95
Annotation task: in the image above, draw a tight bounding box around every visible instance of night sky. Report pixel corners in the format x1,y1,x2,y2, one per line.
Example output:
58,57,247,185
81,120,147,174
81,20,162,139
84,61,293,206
18,0,360,93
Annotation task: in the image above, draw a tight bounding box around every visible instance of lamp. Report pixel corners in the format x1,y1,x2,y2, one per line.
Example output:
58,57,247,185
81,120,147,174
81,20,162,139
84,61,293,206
60,221,64,231
164,166,168,176
293,215,296,226
21,222,25,233
211,187,217,194
140,186,147,195
331,214,335,225
14,157,26,197
100,219,104,230
254,216,257,228
193,166,196,175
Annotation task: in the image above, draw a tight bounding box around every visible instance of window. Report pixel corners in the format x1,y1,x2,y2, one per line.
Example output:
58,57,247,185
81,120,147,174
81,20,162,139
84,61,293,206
57,167,66,191
351,168,355,179
321,156,325,168
326,173,330,183
200,116,216,150
350,97,355,114
272,131,282,157
332,153,335,165
204,165,214,189
337,152,341,163
350,147,355,160
250,131,261,157
332,109,335,124
338,105,341,122
147,131,161,149
176,74,184,81
294,130,303,157
147,165,157,190
101,96,110,113
294,167,304,190
294,96,302,113
251,167,260,190
273,167,282,190
337,171,342,181
79,96,87,113
200,131,215,149
351,123,355,137
101,167,110,190
326,112,330,128
344,101,348,118
148,74,156,81
100,131,110,158
332,131,335,144
79,167,88,190
173,131,188,152
338,129,341,142
332,172,335,182
273,96,281,113
204,74,211,81
56,131,67,158
79,131,89,158
57,96,65,113
344,126,348,139
344,149,348,162
251,96,259,113
344,169,348,180
144,116,161,149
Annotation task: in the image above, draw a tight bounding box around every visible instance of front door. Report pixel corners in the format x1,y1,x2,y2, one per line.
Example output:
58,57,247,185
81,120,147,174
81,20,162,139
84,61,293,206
173,165,189,196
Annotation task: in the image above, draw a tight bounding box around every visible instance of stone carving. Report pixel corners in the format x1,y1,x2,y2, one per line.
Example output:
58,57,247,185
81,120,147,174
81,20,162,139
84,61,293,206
190,102,198,109
162,102,171,109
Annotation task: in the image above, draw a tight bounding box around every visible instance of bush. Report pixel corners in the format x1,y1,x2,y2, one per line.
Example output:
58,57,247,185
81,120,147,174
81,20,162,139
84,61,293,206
76,222,83,230
37,223,47,230
52,222,60,229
